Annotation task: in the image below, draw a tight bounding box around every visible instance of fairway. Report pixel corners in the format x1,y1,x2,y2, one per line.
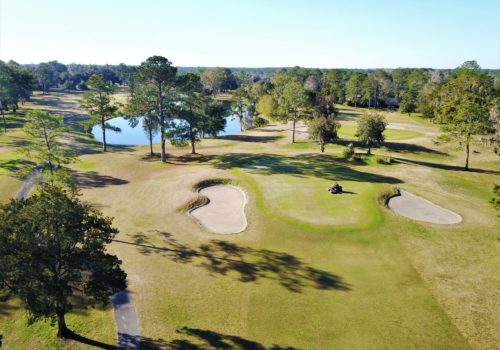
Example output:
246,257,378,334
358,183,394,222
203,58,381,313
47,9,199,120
338,124,424,140
2,87,500,350
1,91,499,349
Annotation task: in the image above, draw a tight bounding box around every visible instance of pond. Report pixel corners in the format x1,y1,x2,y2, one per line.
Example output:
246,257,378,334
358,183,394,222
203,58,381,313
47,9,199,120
91,115,245,146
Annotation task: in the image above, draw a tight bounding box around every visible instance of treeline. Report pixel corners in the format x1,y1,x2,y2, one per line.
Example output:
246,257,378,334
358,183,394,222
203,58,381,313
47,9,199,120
3,59,499,114
231,60,499,168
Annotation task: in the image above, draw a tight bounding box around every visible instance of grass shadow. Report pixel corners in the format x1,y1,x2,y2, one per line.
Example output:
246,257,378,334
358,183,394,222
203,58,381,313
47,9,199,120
116,232,350,293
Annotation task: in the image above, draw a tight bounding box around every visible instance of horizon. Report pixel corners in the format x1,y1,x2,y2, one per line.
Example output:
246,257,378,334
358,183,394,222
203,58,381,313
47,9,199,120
1,0,499,69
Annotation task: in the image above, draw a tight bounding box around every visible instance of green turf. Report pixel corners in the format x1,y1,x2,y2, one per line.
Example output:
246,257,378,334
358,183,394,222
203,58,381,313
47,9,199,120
338,125,423,141
1,92,499,349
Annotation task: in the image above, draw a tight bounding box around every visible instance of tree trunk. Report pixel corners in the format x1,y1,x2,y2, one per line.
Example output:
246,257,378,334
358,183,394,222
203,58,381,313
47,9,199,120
367,144,371,155
239,114,244,132
149,127,154,156
465,136,470,170
159,85,166,163
101,117,107,152
320,142,325,153
1,109,6,132
56,310,68,338
292,116,296,143
191,139,196,154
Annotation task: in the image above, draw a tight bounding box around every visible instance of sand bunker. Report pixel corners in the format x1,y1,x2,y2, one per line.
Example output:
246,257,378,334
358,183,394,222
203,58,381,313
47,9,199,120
189,185,247,234
388,190,462,224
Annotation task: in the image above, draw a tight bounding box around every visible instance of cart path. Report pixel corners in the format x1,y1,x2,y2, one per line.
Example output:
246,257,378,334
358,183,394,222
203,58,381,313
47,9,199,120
112,290,141,349
15,168,40,199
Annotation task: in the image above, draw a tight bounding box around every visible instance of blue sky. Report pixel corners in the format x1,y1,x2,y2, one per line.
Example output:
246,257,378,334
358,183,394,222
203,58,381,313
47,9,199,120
0,0,498,68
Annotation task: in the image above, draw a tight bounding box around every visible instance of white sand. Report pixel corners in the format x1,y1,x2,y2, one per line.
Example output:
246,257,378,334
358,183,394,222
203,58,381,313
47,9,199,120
189,185,247,234
388,190,462,224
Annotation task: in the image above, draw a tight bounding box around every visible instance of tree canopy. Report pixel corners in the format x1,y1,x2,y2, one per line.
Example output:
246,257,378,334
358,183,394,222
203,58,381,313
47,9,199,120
355,112,387,154
0,185,127,338
80,74,120,152
21,110,76,183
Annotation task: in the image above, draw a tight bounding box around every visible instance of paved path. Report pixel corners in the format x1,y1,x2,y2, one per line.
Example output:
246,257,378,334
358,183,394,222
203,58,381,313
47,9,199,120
15,168,40,200
111,290,141,349
388,190,462,224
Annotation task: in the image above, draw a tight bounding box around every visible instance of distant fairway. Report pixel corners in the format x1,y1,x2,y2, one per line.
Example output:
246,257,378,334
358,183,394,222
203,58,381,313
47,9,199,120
338,124,424,141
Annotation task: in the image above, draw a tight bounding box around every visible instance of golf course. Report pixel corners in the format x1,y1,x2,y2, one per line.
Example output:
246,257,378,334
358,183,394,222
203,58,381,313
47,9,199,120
0,88,498,349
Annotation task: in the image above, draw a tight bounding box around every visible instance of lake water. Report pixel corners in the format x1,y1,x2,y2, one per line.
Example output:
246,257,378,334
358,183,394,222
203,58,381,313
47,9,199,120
92,115,244,146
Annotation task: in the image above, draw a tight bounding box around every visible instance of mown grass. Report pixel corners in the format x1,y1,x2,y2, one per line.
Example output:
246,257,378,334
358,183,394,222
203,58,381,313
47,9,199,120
338,125,424,141
1,92,499,349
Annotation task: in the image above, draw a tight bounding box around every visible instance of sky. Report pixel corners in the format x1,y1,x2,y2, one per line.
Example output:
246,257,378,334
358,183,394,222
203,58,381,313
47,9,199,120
0,0,499,69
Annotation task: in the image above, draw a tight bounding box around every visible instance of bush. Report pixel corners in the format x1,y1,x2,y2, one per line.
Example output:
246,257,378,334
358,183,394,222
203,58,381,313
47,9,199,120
253,116,269,128
374,155,393,164
377,186,400,206
342,143,355,159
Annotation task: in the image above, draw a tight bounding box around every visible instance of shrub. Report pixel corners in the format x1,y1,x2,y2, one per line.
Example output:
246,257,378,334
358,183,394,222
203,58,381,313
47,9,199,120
253,116,269,128
374,155,393,164
377,186,400,206
342,143,355,159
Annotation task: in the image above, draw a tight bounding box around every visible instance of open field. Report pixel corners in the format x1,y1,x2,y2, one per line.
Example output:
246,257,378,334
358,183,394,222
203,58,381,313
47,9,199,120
0,91,499,349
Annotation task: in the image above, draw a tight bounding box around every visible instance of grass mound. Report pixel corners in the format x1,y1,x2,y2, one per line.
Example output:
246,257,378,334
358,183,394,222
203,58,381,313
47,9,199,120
377,186,401,206
178,178,235,212
192,178,233,191
177,195,210,212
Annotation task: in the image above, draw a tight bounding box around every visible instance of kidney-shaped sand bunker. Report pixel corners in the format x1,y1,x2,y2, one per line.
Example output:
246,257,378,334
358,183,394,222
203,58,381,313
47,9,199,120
388,190,462,224
189,185,247,234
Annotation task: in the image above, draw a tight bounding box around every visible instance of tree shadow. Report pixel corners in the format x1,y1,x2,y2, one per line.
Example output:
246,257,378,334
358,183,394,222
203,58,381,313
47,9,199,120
0,302,19,316
65,330,117,349
394,157,500,175
1,114,26,129
217,135,283,143
0,159,32,173
213,153,401,184
3,135,30,148
115,231,350,293
71,170,129,188
334,139,447,155
336,111,360,122
165,154,218,165
140,326,299,350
